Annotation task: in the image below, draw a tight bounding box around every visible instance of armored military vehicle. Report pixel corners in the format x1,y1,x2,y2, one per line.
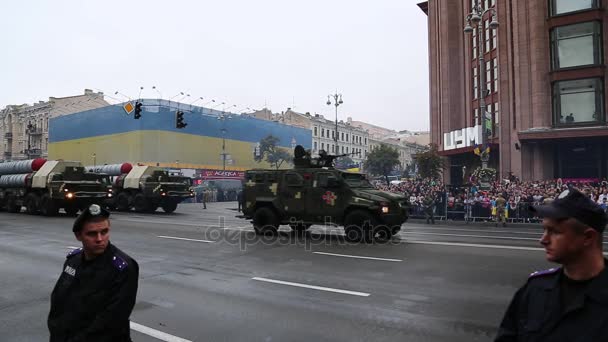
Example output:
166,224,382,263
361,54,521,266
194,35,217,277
86,163,194,213
0,159,111,216
241,146,409,242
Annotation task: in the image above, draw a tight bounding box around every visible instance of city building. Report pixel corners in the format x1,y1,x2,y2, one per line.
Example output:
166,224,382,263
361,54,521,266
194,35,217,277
48,99,311,171
418,0,608,183
310,114,369,167
0,89,108,161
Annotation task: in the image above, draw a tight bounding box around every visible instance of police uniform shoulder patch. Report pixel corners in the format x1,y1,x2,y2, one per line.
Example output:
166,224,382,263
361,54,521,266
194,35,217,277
66,248,82,258
529,267,561,279
112,255,128,271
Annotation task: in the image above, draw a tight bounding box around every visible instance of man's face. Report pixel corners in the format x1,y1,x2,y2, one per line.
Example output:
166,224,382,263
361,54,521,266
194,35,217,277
540,218,589,263
76,219,110,257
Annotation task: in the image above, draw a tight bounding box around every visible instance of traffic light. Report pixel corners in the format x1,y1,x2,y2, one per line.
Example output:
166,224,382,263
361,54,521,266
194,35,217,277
134,101,143,119
175,110,187,129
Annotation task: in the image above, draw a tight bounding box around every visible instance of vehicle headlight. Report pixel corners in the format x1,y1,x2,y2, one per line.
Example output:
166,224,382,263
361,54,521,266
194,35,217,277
66,193,74,199
381,206,389,214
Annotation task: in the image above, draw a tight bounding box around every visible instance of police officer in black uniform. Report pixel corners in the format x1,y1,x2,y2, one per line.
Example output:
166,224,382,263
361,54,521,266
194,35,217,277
495,189,608,341
48,204,139,342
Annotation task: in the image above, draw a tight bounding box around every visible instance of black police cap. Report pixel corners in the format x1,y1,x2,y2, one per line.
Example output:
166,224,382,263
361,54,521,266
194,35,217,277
530,189,607,233
72,204,110,232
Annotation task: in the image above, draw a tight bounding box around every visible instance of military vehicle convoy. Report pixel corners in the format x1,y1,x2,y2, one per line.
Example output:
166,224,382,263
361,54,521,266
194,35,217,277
0,159,111,216
241,146,409,242
86,163,194,213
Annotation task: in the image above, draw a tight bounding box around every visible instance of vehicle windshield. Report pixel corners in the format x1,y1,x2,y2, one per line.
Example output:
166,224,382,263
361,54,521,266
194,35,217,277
341,172,374,188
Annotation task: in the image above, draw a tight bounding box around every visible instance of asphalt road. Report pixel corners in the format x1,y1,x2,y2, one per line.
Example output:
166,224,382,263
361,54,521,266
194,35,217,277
2,202,601,342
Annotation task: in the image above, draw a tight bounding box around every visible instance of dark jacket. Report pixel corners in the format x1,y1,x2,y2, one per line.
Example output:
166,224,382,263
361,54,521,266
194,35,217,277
495,262,608,342
48,243,139,342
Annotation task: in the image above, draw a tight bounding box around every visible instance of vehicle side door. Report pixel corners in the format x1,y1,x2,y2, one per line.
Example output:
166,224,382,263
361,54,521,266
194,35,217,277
280,171,306,217
309,171,343,223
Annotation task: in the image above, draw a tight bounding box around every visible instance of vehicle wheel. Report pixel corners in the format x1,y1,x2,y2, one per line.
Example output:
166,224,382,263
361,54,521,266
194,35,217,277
289,222,311,233
161,200,178,213
373,225,393,243
64,205,79,216
252,207,279,235
116,193,131,212
6,196,20,213
133,193,150,213
25,193,40,215
40,194,59,216
344,210,376,243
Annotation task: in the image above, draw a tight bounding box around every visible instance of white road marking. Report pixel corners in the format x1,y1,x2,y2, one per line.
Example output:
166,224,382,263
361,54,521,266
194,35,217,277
401,231,538,241
403,240,608,255
157,235,214,243
252,277,370,297
313,252,402,262
130,321,193,342
66,246,80,250
406,226,541,235
403,240,544,251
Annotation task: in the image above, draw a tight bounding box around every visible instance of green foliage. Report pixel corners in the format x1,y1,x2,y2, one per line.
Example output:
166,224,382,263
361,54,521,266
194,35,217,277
256,135,292,169
364,144,400,184
416,143,444,180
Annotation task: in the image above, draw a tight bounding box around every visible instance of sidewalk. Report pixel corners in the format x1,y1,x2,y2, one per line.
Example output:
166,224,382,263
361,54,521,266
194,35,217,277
408,218,541,229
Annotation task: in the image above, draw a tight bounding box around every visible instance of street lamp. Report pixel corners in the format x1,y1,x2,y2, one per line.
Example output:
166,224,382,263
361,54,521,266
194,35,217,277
218,113,231,170
464,0,498,169
326,92,343,154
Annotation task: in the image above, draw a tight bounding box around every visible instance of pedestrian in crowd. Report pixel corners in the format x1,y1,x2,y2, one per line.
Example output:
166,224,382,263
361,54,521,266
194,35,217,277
202,189,207,209
424,194,435,224
495,194,507,227
48,204,139,342
237,189,244,212
494,189,608,341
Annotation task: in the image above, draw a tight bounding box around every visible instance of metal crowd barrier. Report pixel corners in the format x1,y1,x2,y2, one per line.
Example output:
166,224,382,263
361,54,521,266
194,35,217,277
408,200,542,224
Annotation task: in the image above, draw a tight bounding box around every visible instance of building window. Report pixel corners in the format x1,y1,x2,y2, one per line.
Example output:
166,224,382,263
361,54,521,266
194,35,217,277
551,21,602,70
332,130,335,139
553,78,604,125
342,146,344,153
493,58,498,92
492,26,497,51
314,127,317,136
472,28,477,59
346,147,349,153
314,142,317,151
486,59,492,93
365,138,367,145
341,132,344,141
493,102,499,137
331,144,334,153
473,67,478,99
346,134,349,142
550,0,598,16
321,142,325,151
321,128,325,138
485,20,491,52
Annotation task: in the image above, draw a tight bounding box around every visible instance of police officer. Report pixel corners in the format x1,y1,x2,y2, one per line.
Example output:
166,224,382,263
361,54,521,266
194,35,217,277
495,189,608,341
48,204,139,342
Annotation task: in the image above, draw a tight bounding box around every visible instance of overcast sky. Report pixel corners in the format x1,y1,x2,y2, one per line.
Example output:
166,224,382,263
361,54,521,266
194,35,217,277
0,0,429,131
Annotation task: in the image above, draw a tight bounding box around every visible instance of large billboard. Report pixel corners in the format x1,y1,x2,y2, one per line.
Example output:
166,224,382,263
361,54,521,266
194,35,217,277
49,99,312,171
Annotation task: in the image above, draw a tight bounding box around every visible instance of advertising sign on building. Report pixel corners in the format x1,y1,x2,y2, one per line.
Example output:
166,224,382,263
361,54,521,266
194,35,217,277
199,169,245,180
443,125,483,151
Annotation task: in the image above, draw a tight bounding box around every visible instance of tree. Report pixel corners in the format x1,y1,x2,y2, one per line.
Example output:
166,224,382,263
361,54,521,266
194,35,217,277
364,144,400,185
255,135,292,169
416,143,444,180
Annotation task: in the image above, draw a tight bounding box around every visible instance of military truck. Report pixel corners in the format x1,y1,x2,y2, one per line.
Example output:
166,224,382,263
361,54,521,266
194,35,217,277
87,163,194,213
0,159,111,216
240,146,409,242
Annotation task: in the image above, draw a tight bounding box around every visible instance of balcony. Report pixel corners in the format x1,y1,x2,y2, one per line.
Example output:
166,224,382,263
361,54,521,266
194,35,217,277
25,148,42,158
4,132,13,140
27,128,43,136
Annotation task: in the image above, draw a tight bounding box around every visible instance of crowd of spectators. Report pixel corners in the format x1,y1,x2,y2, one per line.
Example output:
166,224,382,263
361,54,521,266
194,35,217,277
374,177,608,222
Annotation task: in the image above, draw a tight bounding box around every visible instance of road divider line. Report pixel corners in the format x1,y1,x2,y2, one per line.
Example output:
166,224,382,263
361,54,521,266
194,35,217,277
252,277,370,297
130,321,193,342
66,246,80,250
313,252,402,262
157,235,214,243
402,240,544,251
401,231,538,241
